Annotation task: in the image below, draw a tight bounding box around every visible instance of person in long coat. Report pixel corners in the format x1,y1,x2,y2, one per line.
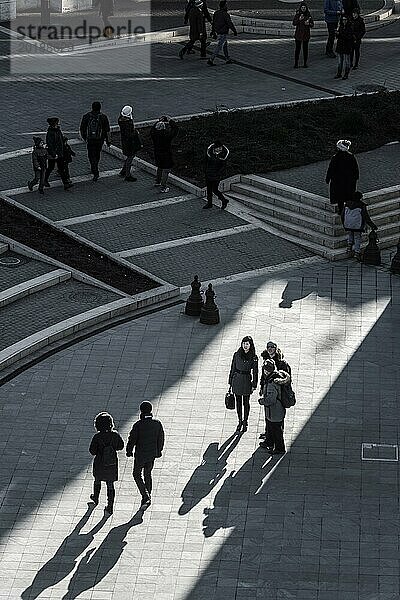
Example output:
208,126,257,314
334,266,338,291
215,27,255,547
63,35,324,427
118,105,142,182
292,2,314,68
228,336,258,433
179,0,210,59
150,116,178,192
89,412,124,515
326,139,359,213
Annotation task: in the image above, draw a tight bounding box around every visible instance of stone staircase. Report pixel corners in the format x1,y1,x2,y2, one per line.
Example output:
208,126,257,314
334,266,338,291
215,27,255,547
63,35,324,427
226,175,400,260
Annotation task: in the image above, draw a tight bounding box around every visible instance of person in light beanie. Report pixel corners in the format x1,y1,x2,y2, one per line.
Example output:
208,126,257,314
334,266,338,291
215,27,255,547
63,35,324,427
326,139,359,214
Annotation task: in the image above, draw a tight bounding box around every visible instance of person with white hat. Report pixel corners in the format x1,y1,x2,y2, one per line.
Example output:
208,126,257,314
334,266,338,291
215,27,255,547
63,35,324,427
117,105,143,182
326,139,359,214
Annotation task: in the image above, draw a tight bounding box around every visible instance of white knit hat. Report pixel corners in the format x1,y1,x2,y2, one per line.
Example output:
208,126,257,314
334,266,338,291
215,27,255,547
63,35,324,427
195,0,203,6
336,139,351,152
121,105,133,118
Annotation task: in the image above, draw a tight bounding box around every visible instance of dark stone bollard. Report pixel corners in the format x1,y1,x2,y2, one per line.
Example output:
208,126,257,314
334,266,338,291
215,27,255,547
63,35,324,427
362,230,381,266
200,283,220,325
185,275,204,316
390,240,400,275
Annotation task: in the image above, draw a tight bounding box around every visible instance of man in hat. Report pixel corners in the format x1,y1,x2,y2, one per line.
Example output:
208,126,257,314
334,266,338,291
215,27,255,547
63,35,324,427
80,101,111,182
179,0,211,59
117,105,142,182
326,139,359,214
126,402,165,508
44,117,72,190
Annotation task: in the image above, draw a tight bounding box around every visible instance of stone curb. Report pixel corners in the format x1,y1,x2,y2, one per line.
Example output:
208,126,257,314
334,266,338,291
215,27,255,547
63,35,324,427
0,269,71,308
0,243,8,254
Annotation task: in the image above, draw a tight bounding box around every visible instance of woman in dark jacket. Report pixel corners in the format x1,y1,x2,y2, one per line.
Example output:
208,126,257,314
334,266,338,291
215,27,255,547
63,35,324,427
150,116,178,192
335,15,354,79
350,8,366,69
229,336,258,432
89,412,124,514
292,2,314,68
204,140,229,210
118,105,142,182
44,117,72,190
326,139,359,214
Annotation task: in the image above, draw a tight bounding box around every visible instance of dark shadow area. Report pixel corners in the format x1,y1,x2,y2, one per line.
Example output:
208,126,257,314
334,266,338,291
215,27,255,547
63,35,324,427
62,509,143,599
21,504,108,600
179,433,243,515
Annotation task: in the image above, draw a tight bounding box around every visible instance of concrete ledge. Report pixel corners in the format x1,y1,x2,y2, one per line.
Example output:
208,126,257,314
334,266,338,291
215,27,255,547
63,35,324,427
0,269,71,308
0,243,8,255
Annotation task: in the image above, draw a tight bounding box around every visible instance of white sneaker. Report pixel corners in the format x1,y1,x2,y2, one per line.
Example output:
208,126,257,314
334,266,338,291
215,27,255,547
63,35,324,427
160,187,170,193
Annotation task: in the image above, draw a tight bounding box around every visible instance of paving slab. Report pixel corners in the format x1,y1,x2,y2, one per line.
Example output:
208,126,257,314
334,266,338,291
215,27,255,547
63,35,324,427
0,250,55,292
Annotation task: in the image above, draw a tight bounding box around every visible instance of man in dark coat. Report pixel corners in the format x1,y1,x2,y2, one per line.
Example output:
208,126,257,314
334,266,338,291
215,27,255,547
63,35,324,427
117,105,142,182
150,116,178,192
204,140,229,209
350,8,366,69
126,401,165,508
326,139,359,214
207,0,238,66
44,117,72,190
80,101,111,182
180,0,211,59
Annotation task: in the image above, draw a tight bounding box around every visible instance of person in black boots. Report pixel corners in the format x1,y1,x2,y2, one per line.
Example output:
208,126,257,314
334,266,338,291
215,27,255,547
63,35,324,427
229,336,258,433
126,402,165,509
118,105,142,182
334,14,354,80
326,139,359,214
259,359,290,455
350,8,365,69
80,101,111,182
150,115,179,193
89,412,124,515
27,136,48,195
204,140,229,209
44,118,72,190
292,2,314,68
180,0,211,59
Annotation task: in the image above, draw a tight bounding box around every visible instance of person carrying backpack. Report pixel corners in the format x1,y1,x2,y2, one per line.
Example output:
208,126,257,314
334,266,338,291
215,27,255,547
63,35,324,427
342,190,377,260
89,412,124,515
258,358,291,455
80,101,111,182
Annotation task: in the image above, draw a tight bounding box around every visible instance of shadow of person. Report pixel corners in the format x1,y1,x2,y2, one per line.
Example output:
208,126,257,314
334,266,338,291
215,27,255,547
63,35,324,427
21,504,108,600
202,447,277,538
178,433,242,516
279,278,315,309
62,509,144,600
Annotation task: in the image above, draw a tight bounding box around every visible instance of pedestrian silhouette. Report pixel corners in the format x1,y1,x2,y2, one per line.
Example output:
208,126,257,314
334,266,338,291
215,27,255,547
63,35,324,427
179,433,241,515
62,510,143,599
21,505,108,600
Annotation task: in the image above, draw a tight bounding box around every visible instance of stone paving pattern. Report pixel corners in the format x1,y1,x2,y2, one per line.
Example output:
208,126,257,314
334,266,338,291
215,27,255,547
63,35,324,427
0,279,120,351
0,258,398,599
0,251,55,292
129,227,312,286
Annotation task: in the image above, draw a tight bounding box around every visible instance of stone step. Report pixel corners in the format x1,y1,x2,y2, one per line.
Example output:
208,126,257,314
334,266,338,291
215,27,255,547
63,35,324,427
365,187,400,206
0,269,71,308
239,175,333,210
0,243,8,255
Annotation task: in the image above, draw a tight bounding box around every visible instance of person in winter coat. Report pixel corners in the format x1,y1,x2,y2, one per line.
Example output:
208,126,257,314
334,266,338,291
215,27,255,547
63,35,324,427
150,116,178,192
62,135,75,184
180,0,210,59
335,15,354,79
229,336,258,433
126,401,165,509
259,342,291,440
184,0,212,26
342,190,377,260
342,0,360,16
89,412,124,515
117,105,142,182
350,8,366,69
207,0,238,66
28,136,48,195
204,140,229,209
293,2,314,68
80,101,111,182
324,0,342,57
258,359,290,455
44,118,72,191
326,139,359,214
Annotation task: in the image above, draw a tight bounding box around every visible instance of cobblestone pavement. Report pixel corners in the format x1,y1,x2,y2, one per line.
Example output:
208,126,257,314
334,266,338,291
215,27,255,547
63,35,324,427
0,251,54,292
0,257,399,599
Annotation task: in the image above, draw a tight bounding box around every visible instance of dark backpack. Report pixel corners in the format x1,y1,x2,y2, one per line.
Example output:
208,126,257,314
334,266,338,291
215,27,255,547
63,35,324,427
102,443,117,467
86,113,103,141
280,380,296,408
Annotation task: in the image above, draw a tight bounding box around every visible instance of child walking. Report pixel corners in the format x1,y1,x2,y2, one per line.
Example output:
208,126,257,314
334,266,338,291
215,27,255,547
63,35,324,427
27,137,48,195
292,2,314,68
342,191,377,260
350,8,366,69
63,135,76,184
335,15,354,80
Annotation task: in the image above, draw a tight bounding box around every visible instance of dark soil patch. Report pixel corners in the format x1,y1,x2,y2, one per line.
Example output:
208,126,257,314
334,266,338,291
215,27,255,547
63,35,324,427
112,91,400,187
0,198,161,295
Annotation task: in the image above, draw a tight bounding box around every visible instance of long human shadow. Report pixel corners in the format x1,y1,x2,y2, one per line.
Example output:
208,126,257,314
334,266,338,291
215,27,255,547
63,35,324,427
62,509,144,600
21,505,108,600
178,432,243,515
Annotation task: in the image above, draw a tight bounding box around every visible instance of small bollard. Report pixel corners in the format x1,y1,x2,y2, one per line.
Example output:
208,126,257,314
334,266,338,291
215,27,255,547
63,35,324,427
362,230,381,266
200,283,220,325
390,240,400,275
185,275,204,316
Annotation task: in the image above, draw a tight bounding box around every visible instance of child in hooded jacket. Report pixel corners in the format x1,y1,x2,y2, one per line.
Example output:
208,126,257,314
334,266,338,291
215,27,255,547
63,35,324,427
341,190,377,260
28,137,48,195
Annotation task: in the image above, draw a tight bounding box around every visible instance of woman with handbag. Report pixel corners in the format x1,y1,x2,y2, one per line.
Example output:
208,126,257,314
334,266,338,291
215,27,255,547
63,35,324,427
228,336,258,433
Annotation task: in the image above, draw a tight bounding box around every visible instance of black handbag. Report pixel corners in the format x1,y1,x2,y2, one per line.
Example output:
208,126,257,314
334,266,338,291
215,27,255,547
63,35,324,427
225,389,235,410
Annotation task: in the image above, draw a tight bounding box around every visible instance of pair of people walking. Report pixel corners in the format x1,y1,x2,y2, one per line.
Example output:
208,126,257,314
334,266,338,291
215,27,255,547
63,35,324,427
334,11,366,79
89,402,164,514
